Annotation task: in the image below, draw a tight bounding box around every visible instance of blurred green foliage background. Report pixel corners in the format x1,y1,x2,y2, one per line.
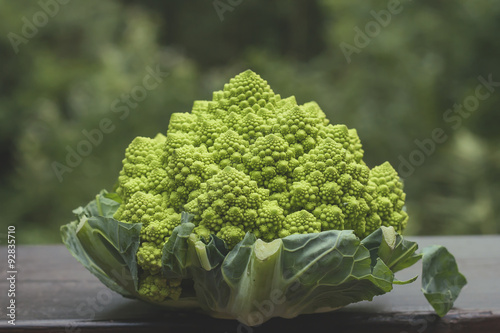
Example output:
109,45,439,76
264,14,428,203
1,0,499,243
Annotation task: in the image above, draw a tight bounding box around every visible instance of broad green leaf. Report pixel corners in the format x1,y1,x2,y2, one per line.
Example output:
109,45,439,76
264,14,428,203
190,230,395,326
162,221,197,279
95,191,122,217
61,193,140,297
194,234,227,271
76,216,142,292
162,212,227,279
103,191,123,204
421,245,467,317
362,226,422,273
61,218,140,297
61,220,129,296
71,190,120,219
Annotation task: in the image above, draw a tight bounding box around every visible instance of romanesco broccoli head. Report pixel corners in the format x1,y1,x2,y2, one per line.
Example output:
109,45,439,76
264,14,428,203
112,70,409,303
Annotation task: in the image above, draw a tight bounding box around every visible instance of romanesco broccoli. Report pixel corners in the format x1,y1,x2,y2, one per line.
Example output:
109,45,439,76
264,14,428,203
112,70,408,303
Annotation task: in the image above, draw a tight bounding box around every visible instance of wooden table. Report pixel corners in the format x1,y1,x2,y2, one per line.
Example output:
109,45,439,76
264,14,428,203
0,236,499,332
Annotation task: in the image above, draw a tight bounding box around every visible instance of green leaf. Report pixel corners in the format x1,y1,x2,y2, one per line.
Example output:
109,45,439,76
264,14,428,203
61,217,141,297
61,191,140,297
95,191,122,217
189,230,395,326
76,216,142,291
71,190,121,219
162,220,197,279
194,234,227,271
362,226,422,273
61,220,127,296
162,212,227,279
103,191,123,204
421,245,467,317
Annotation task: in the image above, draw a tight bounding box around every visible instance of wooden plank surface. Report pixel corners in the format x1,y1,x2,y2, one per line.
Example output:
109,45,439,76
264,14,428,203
0,236,499,332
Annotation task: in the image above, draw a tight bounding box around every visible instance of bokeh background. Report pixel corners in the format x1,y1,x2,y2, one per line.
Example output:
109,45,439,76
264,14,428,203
1,0,499,243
